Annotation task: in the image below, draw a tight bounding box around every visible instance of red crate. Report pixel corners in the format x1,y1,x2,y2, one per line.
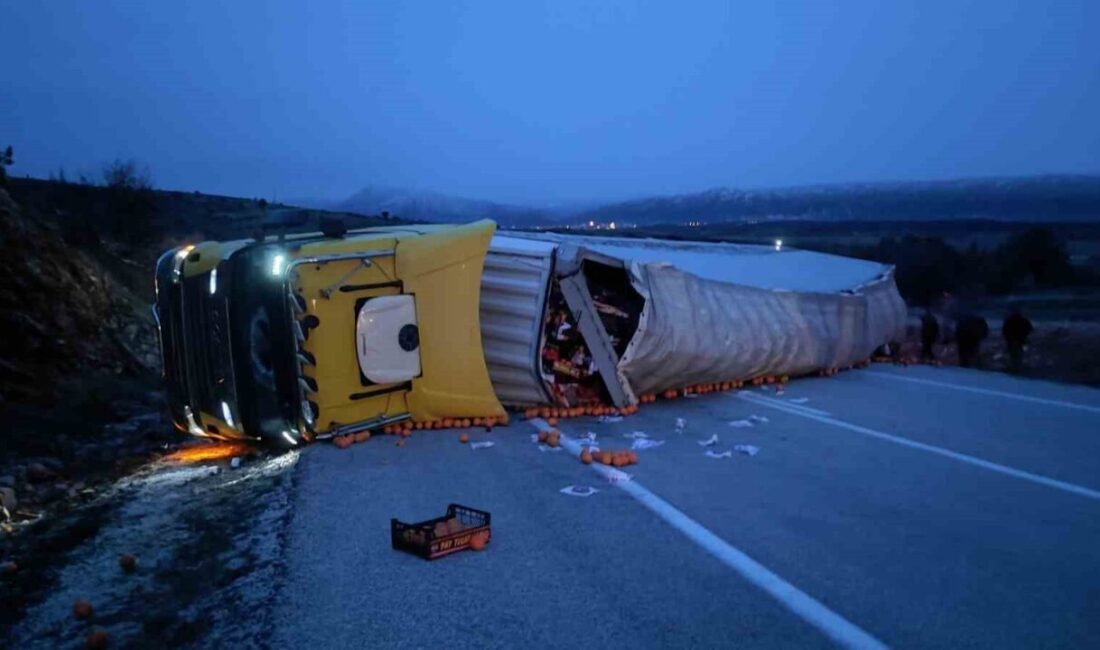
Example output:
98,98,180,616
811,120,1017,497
390,504,491,560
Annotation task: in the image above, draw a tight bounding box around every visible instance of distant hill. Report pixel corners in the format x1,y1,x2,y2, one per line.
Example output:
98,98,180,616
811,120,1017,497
334,186,551,227
576,175,1100,225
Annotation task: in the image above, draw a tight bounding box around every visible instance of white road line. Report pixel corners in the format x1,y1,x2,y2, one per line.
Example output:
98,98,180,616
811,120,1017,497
865,370,1100,415
738,395,1100,501
529,418,889,650
737,391,832,417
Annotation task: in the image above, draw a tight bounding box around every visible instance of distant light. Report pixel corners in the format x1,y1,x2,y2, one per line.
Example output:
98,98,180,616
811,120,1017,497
208,267,218,295
774,239,783,251
221,401,235,428
609,222,617,230
281,431,298,446
588,220,595,227
271,254,286,276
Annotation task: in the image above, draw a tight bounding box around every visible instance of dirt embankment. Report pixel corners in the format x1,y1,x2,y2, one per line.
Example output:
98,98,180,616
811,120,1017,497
0,187,160,404
0,185,177,526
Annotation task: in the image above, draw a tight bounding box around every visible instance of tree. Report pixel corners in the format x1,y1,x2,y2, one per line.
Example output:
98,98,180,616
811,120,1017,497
102,159,157,243
102,159,152,192
989,228,1074,293
0,145,12,188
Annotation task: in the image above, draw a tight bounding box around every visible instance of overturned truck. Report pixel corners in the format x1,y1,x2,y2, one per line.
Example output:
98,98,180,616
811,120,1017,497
154,221,905,446
481,233,907,409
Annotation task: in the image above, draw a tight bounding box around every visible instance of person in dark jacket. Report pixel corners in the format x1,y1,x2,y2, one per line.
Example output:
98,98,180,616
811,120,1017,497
1002,307,1033,373
920,310,940,361
955,313,989,368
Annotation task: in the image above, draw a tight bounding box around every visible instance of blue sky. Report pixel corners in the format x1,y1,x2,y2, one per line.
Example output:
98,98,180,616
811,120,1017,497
2,1,1098,204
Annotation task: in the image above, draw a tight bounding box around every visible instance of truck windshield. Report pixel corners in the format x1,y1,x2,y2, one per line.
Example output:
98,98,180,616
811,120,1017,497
227,245,301,440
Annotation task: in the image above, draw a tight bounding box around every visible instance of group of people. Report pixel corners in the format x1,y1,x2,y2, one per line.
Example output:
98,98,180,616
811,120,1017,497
920,307,1034,372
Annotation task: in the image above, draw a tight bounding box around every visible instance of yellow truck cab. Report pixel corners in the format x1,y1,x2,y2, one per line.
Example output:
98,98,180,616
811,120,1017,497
154,220,504,447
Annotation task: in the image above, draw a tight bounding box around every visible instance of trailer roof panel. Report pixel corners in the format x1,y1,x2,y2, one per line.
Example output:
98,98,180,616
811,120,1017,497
504,232,891,293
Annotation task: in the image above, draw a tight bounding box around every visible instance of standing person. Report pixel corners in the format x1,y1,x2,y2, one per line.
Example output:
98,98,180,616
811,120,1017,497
955,313,989,368
920,310,940,362
1002,306,1033,373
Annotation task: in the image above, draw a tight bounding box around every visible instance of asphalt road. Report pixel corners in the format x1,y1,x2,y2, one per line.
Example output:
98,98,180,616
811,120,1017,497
273,365,1100,649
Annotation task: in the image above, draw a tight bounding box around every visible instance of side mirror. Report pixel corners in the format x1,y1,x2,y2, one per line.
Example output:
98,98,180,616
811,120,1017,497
320,216,347,238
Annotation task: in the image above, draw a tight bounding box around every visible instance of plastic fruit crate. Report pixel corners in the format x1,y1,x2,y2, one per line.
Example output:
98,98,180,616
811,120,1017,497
390,504,491,560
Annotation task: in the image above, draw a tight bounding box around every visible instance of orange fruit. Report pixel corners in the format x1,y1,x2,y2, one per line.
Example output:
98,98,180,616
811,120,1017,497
580,449,593,464
537,430,549,443
547,417,559,426
473,417,484,426
443,418,454,428
353,431,369,443
119,554,137,573
547,433,560,448
469,531,488,551
599,451,613,465
627,451,639,465
612,454,626,467
461,419,471,428
73,599,93,620
459,433,470,443
85,629,108,650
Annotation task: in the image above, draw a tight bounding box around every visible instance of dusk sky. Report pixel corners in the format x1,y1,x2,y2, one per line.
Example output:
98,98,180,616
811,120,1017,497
2,1,1098,205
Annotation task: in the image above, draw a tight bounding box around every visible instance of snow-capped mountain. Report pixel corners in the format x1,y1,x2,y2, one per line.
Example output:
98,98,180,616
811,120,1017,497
336,186,551,226
576,175,1100,225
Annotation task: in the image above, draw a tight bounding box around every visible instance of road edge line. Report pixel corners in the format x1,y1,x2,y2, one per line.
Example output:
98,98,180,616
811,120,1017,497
737,394,1100,501
865,370,1100,415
